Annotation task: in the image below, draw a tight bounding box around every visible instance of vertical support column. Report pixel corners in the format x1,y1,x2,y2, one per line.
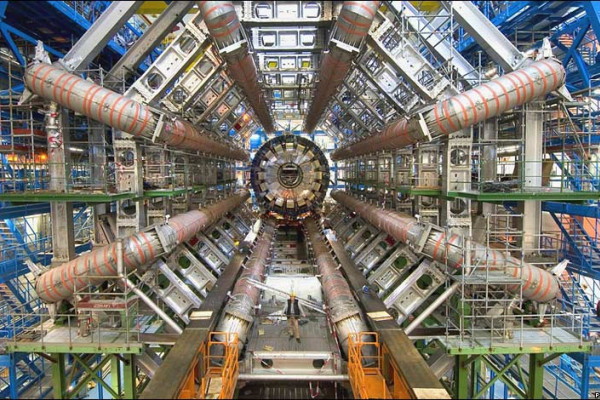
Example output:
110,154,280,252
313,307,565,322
47,103,75,264
454,355,469,399
114,138,146,238
519,103,543,255
111,354,122,396
8,354,17,399
122,353,137,399
473,118,499,243
51,353,67,399
528,353,544,399
89,119,109,245
442,128,473,237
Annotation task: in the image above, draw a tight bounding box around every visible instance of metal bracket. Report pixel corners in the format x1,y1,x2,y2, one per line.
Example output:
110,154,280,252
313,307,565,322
415,112,433,142
152,113,166,143
411,223,433,254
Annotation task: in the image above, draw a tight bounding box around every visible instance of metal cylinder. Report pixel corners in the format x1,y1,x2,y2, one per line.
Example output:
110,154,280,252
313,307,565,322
331,191,559,302
331,59,566,160
23,63,248,161
199,1,275,134
214,221,275,352
304,217,370,354
304,1,380,133
35,191,250,303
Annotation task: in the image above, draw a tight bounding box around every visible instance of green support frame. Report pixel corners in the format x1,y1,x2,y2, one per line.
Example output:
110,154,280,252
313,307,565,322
453,352,569,399
50,353,137,399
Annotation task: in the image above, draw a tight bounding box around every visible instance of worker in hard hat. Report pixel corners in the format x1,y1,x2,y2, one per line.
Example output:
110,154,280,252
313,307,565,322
286,292,305,342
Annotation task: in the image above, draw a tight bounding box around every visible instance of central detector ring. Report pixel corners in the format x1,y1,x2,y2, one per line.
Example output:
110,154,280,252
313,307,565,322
277,163,303,188
250,135,329,218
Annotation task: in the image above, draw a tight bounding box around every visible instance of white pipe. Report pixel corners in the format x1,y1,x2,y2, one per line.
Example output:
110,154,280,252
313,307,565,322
404,282,460,335
122,278,183,335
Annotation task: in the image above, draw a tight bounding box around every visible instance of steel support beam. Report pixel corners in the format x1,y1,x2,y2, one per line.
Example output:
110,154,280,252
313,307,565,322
324,228,449,398
331,191,560,302
519,103,543,254
139,253,248,399
441,1,527,72
35,191,249,302
47,103,75,264
107,1,195,83
59,1,143,72
331,59,565,161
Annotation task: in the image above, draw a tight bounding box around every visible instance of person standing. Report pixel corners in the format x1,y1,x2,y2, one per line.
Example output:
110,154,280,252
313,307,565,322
286,292,304,342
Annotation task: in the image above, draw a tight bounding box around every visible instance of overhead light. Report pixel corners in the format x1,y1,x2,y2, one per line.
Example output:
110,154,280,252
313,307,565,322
69,147,85,153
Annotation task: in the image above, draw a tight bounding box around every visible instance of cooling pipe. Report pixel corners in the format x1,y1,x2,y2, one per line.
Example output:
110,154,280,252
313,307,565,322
303,1,380,133
35,191,250,303
214,220,275,352
304,217,370,354
331,191,559,303
331,58,565,160
23,63,248,161
199,1,275,134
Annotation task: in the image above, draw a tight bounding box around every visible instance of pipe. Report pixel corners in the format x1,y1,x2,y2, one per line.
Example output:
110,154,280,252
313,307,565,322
237,374,349,382
23,63,248,161
303,1,380,133
122,277,183,334
331,58,566,160
35,191,250,303
404,282,460,335
331,191,559,302
214,220,275,352
304,217,370,354
199,1,275,134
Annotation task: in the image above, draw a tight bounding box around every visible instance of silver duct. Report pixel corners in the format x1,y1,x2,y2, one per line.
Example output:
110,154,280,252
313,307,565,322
303,1,380,133
199,1,275,134
331,191,559,302
23,63,248,161
331,58,566,160
35,191,250,303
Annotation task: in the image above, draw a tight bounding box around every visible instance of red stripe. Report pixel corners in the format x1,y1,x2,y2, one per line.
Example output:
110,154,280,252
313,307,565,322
52,72,70,102
109,96,125,126
139,232,155,259
442,100,458,131
461,92,478,124
504,74,521,105
116,99,134,131
38,67,55,98
491,79,510,113
126,102,141,133
481,84,500,114
531,267,544,299
452,97,469,127
515,69,536,102
432,233,446,260
345,1,377,18
135,106,151,136
65,77,81,109
60,267,71,292
86,86,104,116
531,64,548,94
472,87,490,120
130,236,146,264
96,91,113,122
510,71,528,103
30,64,50,94
58,76,75,105
539,60,559,88
522,266,534,291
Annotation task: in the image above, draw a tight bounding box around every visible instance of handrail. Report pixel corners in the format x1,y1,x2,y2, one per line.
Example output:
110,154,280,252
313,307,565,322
200,331,239,399
348,332,390,399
